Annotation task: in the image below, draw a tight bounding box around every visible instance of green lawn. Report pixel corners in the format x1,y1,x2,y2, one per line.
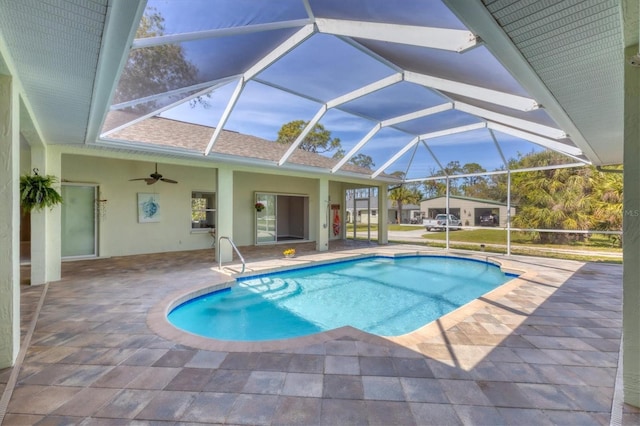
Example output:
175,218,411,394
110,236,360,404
346,224,418,232
414,229,622,263
415,240,621,263
346,224,375,231
345,224,621,262
423,229,621,252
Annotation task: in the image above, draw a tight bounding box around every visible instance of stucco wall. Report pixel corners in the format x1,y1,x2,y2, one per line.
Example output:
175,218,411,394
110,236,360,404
62,155,217,257
57,156,352,255
233,172,319,246
57,156,354,255
20,140,31,173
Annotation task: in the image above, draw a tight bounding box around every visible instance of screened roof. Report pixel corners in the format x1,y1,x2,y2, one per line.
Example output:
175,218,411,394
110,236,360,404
101,0,594,181
0,0,629,181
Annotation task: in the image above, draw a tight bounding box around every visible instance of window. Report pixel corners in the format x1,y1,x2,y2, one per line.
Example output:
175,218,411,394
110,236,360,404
191,191,215,230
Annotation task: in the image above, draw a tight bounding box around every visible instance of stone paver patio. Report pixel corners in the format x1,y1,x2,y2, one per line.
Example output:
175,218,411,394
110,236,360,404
1,242,639,425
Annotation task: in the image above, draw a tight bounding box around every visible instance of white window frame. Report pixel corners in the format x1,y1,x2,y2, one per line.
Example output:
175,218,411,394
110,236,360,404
191,191,216,232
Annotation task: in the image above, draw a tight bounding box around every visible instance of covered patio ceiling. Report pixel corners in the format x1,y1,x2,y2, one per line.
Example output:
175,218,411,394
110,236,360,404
0,0,634,182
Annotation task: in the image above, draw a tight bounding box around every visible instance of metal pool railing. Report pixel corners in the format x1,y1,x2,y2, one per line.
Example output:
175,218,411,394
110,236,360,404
218,236,246,274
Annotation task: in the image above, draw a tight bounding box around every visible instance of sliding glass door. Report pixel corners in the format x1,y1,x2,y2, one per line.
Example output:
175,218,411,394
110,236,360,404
256,193,277,244
61,184,97,258
255,192,309,244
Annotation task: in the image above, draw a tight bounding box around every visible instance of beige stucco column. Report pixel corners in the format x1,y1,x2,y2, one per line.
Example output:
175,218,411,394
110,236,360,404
29,146,62,285
216,166,234,263
0,74,20,368
316,177,329,251
377,184,388,245
623,44,640,408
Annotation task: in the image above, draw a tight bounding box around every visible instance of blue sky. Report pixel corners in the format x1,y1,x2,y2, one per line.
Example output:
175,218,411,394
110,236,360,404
161,79,541,176
145,0,559,177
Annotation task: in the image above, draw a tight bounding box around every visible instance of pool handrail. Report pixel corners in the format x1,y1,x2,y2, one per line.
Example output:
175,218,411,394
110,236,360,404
218,236,246,274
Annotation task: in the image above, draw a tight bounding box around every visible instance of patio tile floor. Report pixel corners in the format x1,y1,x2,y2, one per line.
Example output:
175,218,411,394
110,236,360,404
2,241,639,425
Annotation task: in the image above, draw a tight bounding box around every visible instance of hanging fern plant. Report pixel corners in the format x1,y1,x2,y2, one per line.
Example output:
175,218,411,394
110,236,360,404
20,169,63,212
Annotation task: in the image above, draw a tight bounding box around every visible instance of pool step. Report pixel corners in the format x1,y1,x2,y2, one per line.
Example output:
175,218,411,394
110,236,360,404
241,278,302,301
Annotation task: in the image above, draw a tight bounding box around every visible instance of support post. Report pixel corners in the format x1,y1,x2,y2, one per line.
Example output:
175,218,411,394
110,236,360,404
445,177,450,250
216,166,234,263
623,44,640,408
29,147,62,285
378,185,388,245
317,177,329,252
506,171,512,256
0,74,20,368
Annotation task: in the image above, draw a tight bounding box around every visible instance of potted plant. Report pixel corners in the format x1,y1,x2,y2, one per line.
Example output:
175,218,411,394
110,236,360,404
255,202,265,212
283,248,296,258
20,169,63,212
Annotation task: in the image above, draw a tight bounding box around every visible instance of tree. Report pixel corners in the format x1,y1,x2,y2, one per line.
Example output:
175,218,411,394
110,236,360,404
348,153,376,169
410,149,622,243
421,161,465,198
276,120,375,169
510,151,594,243
484,171,509,203
591,166,623,246
113,8,201,112
459,163,488,198
277,120,341,154
422,171,446,198
389,174,423,223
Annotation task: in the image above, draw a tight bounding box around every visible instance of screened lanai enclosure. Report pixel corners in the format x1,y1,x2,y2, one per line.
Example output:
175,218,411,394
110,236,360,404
93,0,626,255
101,0,615,178
1,0,638,413
0,0,624,256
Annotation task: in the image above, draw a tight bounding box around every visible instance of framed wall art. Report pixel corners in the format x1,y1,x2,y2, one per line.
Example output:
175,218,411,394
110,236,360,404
138,193,160,223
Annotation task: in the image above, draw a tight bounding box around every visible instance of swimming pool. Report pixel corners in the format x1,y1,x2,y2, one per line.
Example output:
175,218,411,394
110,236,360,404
168,255,514,341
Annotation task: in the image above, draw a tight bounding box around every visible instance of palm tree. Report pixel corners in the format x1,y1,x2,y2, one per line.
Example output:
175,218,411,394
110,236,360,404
389,185,423,224
511,154,594,243
591,166,623,246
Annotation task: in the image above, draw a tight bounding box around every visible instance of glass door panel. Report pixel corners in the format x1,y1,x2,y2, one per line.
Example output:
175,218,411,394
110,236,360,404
61,185,97,257
256,193,277,244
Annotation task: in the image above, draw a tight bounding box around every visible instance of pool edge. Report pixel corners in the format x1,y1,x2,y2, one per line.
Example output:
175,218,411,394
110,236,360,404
147,251,533,353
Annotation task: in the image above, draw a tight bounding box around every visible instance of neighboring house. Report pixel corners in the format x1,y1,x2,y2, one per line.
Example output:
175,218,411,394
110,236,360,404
345,194,421,225
345,195,379,225
420,196,516,227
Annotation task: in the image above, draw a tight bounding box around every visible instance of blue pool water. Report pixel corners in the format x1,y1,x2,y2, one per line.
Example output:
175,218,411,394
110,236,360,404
168,256,514,341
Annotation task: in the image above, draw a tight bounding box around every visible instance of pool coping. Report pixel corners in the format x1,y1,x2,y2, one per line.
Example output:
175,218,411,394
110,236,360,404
147,250,531,353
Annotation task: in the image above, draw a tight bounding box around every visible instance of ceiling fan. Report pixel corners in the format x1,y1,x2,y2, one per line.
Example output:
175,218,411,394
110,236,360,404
129,163,178,185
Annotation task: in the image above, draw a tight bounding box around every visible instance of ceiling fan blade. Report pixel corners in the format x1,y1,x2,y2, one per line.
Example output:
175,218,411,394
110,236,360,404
130,163,177,184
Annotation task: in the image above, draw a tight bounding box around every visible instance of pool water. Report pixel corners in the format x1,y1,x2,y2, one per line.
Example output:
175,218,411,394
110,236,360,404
168,256,513,341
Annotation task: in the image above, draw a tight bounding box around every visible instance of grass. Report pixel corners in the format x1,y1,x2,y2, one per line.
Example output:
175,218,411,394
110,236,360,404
415,240,622,264
389,225,420,231
345,224,622,262
422,229,622,252
346,224,418,232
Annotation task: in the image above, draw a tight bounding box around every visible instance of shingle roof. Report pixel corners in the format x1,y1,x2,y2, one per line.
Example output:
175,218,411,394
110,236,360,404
107,114,378,176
